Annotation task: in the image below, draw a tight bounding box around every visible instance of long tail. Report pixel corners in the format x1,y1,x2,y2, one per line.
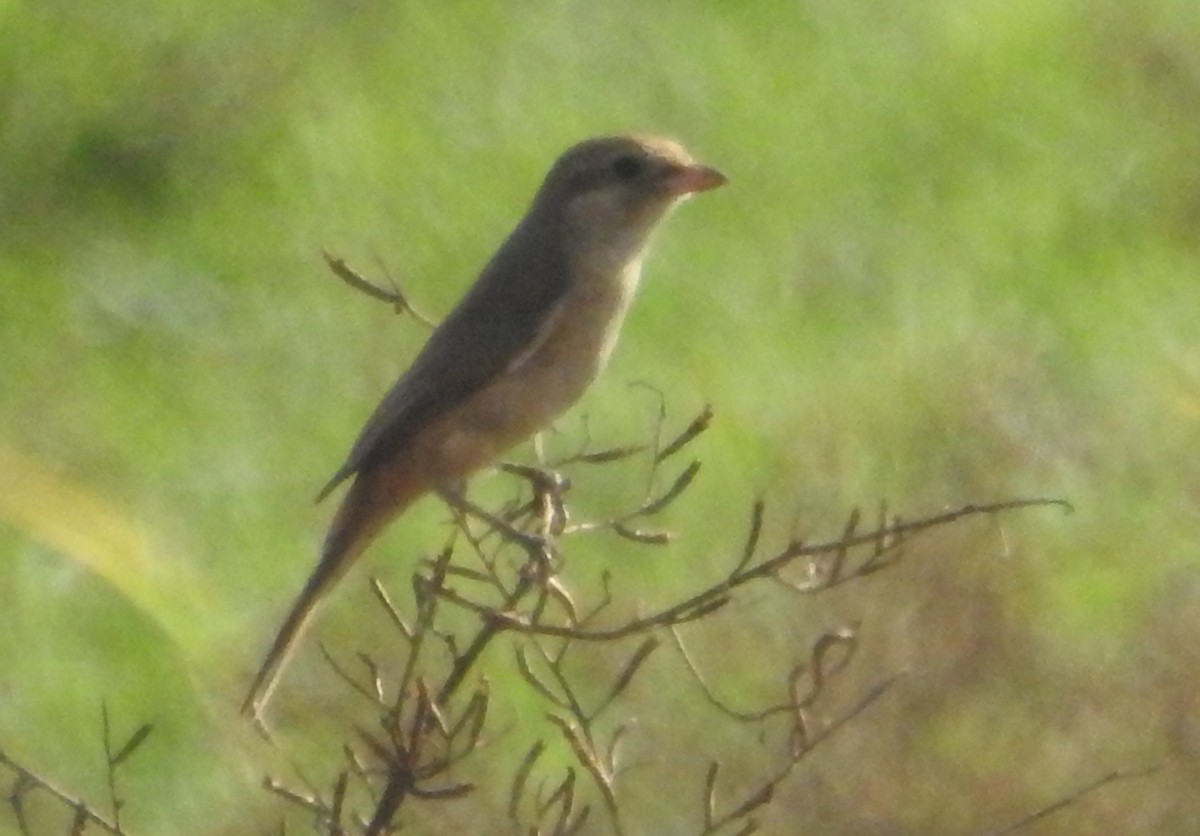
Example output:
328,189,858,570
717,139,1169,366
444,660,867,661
240,468,422,718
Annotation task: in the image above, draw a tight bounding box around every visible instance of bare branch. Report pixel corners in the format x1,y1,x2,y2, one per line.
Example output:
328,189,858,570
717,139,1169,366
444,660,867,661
453,498,1071,642
516,645,569,710
734,500,766,576
591,638,659,721
984,765,1161,836
510,741,546,826
370,578,414,641
244,366,1072,836
654,404,714,463
108,724,153,770
611,522,671,546
638,461,702,517
546,716,618,826
322,250,436,326
539,767,577,830
0,747,123,835
264,776,324,812
328,771,349,836
556,444,647,466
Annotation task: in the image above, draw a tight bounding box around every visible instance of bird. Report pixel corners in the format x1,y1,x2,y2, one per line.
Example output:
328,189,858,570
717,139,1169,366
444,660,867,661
241,134,726,718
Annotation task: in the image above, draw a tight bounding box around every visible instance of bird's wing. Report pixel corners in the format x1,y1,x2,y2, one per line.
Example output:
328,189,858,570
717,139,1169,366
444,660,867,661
316,218,569,501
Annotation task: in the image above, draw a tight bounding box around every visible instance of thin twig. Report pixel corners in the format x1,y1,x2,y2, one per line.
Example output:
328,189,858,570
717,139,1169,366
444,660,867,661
984,765,1161,836
0,748,122,835
322,250,436,326
443,498,1072,642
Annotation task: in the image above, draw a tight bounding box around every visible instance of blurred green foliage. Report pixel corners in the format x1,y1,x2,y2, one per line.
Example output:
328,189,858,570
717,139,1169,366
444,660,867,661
2,0,1199,832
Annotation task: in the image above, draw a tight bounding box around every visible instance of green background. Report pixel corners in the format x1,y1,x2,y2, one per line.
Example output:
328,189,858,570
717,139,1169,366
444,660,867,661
2,0,1198,833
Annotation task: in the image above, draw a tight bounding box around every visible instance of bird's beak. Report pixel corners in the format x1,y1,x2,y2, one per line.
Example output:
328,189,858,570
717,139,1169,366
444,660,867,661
663,164,727,197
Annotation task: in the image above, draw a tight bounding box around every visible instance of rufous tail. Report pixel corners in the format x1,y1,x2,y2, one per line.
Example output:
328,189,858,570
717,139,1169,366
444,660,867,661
240,469,422,718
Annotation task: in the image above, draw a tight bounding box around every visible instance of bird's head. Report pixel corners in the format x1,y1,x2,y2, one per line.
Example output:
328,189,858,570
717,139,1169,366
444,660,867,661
534,135,726,272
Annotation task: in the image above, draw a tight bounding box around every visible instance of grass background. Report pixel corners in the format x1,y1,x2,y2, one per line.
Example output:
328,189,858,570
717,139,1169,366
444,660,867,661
2,0,1199,832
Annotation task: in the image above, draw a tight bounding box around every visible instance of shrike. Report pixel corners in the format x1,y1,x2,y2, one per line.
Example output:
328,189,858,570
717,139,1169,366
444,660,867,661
241,135,726,718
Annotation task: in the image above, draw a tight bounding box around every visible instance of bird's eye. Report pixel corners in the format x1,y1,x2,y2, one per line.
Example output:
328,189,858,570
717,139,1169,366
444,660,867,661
611,155,643,180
